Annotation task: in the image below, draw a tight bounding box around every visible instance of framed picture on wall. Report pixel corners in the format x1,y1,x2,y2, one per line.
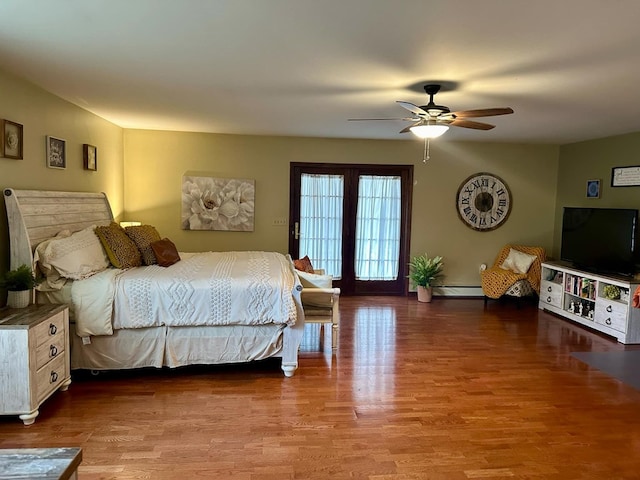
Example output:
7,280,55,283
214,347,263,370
586,179,601,199
83,144,97,171
611,165,640,187
2,120,23,159
46,136,66,169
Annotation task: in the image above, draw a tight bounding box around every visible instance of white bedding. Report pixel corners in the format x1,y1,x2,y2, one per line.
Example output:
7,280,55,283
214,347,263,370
69,251,301,338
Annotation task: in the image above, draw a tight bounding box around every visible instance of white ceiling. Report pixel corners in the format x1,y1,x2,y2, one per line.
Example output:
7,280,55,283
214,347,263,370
2,0,640,144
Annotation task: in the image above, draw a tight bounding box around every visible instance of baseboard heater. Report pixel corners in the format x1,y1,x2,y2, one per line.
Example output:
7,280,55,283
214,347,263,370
433,286,484,297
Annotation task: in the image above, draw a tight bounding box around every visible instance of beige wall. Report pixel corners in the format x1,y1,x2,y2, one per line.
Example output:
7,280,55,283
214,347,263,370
0,67,563,301
0,69,124,304
554,132,640,258
124,129,560,287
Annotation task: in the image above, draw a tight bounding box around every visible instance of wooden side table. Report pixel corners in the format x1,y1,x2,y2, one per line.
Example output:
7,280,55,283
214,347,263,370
0,304,71,425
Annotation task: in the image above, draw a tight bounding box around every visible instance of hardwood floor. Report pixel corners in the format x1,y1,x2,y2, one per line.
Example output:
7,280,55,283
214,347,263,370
2,297,640,479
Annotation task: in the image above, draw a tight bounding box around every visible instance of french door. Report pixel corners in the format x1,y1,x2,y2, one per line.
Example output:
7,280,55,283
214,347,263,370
289,163,413,295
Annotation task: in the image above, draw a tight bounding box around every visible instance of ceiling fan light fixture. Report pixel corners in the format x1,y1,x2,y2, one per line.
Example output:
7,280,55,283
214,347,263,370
409,123,449,139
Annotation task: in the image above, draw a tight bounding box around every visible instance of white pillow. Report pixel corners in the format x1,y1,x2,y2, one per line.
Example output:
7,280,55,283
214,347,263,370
297,270,334,308
36,225,110,281
500,248,537,274
34,230,72,291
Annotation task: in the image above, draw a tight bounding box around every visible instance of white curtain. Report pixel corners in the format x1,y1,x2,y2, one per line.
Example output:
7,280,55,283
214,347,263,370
355,175,401,280
299,174,344,278
299,173,401,281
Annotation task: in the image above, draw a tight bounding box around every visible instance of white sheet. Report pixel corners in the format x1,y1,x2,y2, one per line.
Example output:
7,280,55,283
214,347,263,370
65,251,300,337
71,267,121,337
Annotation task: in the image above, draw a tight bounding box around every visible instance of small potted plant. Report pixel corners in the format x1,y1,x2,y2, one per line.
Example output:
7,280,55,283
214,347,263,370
0,264,38,309
408,253,444,303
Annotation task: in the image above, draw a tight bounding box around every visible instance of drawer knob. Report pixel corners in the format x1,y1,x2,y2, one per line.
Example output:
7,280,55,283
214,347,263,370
547,286,552,292
50,371,58,383
606,317,612,325
547,296,552,302
49,345,58,358
49,323,57,335
606,305,613,313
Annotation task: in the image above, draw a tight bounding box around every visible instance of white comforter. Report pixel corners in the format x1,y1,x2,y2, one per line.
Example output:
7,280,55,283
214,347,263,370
71,251,301,337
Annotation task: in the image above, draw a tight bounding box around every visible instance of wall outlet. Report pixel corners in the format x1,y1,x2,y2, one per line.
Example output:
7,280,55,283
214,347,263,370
272,217,288,226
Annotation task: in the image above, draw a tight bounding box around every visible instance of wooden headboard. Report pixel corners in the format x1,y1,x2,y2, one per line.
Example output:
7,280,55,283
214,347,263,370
3,188,114,271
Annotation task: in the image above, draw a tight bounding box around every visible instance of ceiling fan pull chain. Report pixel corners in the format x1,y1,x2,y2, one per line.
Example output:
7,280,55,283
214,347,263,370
423,138,430,163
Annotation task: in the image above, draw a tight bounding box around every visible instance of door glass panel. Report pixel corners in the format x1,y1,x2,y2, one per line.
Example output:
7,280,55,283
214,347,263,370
354,175,401,280
299,173,344,278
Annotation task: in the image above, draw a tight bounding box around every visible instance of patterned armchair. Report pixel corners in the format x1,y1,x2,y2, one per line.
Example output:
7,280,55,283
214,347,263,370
481,245,546,306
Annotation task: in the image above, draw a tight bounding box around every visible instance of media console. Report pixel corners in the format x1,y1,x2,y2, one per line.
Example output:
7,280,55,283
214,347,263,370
539,261,640,344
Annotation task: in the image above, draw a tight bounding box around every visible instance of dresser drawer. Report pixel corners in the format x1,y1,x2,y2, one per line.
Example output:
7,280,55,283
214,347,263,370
33,310,65,347
540,281,563,308
595,301,628,333
35,335,66,370
36,354,67,403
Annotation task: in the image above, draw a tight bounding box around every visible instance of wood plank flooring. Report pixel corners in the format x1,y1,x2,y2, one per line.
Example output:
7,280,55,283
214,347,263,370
2,297,640,479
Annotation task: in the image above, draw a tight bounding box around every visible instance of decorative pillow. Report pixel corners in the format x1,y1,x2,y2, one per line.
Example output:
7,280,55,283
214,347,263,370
297,269,333,308
294,255,315,273
35,226,109,283
34,230,71,290
95,222,142,269
500,248,537,274
150,238,181,267
125,224,162,266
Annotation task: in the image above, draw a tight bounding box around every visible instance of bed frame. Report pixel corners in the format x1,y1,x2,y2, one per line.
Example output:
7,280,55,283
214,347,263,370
3,188,304,377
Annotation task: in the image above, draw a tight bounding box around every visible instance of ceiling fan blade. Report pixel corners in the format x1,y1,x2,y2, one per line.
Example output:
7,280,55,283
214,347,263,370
399,121,424,134
396,101,428,116
348,117,419,121
449,107,514,118
451,119,495,130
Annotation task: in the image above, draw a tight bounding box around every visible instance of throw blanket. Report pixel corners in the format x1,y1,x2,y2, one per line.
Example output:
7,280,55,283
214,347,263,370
71,251,300,337
481,267,531,299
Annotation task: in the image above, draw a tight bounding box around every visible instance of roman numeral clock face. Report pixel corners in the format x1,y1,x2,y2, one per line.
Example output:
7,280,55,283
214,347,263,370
456,173,512,231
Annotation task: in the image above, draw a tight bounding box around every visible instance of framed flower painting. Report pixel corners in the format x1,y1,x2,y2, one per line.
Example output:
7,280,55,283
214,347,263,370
181,175,255,231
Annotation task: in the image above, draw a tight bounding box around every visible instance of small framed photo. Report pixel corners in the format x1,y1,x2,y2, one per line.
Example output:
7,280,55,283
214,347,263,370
2,120,23,159
83,144,97,171
46,136,66,169
586,179,601,199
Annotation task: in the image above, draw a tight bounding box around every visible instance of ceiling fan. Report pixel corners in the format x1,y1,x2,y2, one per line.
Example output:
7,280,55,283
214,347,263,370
349,84,514,139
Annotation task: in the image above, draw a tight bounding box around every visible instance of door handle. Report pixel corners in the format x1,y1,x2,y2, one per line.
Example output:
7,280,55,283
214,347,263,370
294,222,300,240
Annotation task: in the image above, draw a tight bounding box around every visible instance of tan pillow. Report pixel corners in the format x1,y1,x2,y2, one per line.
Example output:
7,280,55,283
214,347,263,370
294,255,314,273
125,225,162,266
297,270,333,308
500,248,537,274
95,222,142,269
150,238,181,267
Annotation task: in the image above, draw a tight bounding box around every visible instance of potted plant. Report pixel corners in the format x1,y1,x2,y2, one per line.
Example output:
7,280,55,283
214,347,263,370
0,264,38,309
408,254,444,303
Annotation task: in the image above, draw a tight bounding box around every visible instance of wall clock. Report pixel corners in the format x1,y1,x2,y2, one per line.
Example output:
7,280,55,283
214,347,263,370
456,172,512,231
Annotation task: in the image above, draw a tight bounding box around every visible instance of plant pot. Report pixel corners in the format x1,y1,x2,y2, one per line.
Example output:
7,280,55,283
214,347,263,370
417,286,433,303
7,290,30,309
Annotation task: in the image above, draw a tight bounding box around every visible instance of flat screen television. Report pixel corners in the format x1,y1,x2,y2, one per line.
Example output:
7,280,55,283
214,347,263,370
561,207,638,276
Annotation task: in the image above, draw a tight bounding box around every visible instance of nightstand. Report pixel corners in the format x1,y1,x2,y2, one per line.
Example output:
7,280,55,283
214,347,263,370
0,304,71,425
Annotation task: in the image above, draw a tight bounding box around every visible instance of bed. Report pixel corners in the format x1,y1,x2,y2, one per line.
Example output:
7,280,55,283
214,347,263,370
3,188,305,377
